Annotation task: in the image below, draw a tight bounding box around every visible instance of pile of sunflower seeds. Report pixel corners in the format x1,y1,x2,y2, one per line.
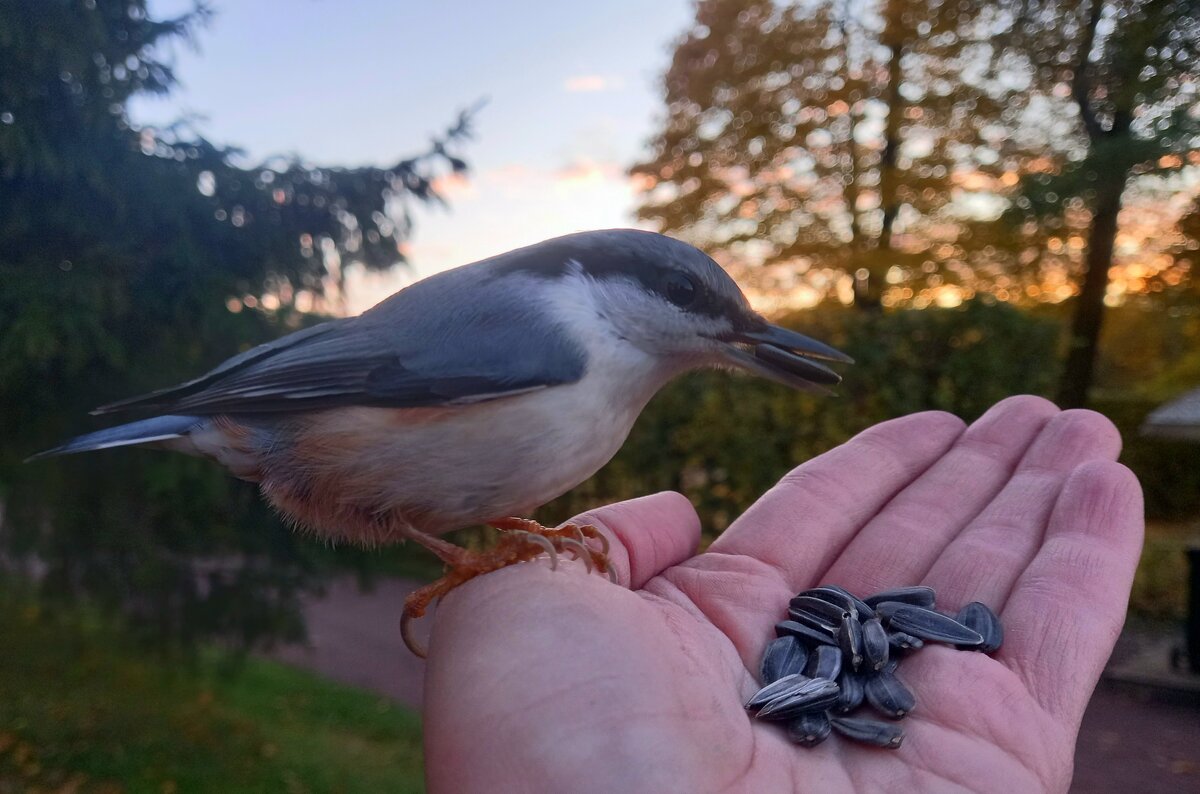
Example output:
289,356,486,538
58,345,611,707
746,585,1003,749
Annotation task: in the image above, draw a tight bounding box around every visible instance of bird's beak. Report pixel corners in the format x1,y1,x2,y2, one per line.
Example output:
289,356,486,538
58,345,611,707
718,320,853,392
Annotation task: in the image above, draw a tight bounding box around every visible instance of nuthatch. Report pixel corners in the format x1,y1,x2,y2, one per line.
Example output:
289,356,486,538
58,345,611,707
32,229,850,653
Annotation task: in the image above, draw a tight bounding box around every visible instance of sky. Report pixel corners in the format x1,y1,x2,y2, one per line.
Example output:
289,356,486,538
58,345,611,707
133,0,695,313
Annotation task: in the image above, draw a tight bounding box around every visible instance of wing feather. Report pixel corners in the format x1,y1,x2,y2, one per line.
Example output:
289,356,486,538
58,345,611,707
95,270,587,415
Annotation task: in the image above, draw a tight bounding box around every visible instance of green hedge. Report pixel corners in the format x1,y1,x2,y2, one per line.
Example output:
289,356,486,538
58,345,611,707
543,299,1063,533
544,301,1199,533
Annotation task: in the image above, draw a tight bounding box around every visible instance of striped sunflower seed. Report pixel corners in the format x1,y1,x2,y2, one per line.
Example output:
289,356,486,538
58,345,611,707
838,613,864,672
760,635,810,684
775,619,838,647
833,669,866,714
954,601,1004,653
864,671,916,719
830,716,905,749
804,643,843,682
861,617,890,672
881,604,984,647
786,710,832,746
887,630,925,652
863,586,936,609
796,586,859,620
789,595,850,628
819,584,876,621
746,673,810,712
786,608,841,638
756,678,841,721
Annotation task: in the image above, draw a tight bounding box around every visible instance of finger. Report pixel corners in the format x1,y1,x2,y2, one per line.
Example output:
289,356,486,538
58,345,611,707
999,461,1143,725
709,410,965,590
923,409,1123,612
571,491,702,589
822,395,1059,593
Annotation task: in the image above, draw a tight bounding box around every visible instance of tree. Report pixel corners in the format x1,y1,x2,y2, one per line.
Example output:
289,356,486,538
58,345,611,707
636,0,1198,404
632,0,1007,309
993,0,1199,407
0,0,476,649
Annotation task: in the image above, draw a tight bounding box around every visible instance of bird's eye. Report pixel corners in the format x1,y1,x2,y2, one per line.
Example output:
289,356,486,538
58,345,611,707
662,271,698,307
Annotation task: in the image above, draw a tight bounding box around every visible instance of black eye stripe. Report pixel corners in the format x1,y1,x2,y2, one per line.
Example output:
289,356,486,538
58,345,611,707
662,271,699,307
488,236,736,318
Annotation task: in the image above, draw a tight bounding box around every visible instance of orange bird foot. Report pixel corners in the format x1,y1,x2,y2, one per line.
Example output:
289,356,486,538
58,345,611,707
400,519,615,657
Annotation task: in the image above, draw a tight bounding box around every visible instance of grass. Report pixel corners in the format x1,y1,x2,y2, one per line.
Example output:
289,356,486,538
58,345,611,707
0,593,425,793
1130,520,1199,620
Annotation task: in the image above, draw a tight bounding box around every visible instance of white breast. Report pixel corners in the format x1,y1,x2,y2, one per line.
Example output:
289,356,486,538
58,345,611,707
265,271,681,534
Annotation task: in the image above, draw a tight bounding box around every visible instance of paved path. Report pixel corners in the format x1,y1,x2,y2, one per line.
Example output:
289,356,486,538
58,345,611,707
1071,682,1200,792
272,577,1200,792
271,577,430,707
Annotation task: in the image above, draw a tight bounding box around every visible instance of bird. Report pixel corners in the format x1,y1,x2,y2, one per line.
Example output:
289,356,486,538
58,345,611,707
30,228,851,655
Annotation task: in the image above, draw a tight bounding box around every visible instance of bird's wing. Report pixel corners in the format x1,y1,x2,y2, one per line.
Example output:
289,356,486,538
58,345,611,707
94,280,587,415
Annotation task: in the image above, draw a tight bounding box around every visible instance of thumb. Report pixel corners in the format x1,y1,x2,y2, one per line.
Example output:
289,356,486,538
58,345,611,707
570,491,702,589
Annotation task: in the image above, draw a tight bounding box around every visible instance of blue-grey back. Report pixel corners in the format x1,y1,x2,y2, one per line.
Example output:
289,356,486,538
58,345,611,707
96,243,592,415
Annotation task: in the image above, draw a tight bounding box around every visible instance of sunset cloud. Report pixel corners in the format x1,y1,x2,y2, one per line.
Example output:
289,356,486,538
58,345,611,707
564,75,622,93
344,156,654,313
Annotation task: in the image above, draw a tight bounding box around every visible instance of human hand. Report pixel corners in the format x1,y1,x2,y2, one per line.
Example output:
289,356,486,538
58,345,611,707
422,396,1144,793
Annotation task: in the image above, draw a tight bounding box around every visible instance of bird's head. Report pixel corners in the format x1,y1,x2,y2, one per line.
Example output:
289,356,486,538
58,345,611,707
505,229,851,390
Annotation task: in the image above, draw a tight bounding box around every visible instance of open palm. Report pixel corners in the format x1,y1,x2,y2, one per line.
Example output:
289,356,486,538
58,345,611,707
423,396,1144,793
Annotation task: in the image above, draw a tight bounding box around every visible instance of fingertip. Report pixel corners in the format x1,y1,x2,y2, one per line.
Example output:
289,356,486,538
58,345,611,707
572,491,701,589
967,395,1059,437
1045,408,1124,460
993,393,1060,416
1057,460,1144,545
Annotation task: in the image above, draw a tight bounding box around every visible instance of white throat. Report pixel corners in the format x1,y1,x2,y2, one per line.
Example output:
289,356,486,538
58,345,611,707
538,265,686,401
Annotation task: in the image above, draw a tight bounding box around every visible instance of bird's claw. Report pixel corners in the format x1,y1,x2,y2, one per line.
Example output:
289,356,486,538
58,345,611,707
504,524,615,581
558,536,593,572
399,609,426,659
507,529,560,571
491,519,614,580
397,520,619,657
554,523,616,583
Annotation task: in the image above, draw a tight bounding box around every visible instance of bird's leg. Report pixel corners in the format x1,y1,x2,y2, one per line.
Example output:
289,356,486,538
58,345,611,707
400,519,616,658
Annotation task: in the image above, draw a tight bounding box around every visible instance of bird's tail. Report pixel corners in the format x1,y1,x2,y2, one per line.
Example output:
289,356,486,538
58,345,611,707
26,415,206,462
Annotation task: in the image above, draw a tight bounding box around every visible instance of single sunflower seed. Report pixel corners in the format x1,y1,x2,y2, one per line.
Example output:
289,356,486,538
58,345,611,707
804,643,843,682
760,635,810,684
786,710,832,746
882,604,984,647
838,614,864,671
819,584,876,621
789,595,850,627
775,620,838,647
864,671,916,719
863,586,936,609
861,617,890,672
796,586,859,620
887,630,925,652
833,669,866,714
746,673,810,712
954,601,1004,653
830,716,905,749
785,608,841,638
757,677,841,721
870,601,913,621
